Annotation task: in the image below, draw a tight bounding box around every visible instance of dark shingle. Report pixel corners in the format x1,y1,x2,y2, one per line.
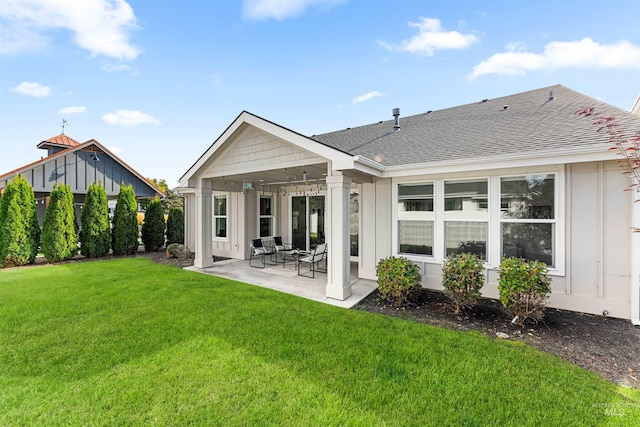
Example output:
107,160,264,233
312,85,640,166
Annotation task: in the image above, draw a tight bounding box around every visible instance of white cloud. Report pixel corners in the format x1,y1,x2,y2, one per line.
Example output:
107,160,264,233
102,109,161,126
11,81,52,97
101,61,131,72
470,37,640,78
242,0,346,21
352,91,387,105
58,106,86,114
379,17,478,56
0,0,140,60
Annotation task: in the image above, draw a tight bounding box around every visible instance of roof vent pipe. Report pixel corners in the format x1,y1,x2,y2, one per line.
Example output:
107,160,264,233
548,90,555,100
392,108,400,131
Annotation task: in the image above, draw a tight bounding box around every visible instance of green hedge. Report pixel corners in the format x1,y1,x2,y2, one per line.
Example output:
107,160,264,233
0,175,40,267
42,184,78,262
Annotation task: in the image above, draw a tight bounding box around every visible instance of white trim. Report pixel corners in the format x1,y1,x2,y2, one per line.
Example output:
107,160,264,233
631,188,640,325
212,192,229,242
384,146,616,178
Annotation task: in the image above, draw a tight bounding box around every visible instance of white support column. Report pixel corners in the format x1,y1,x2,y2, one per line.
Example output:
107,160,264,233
326,174,352,300
194,185,214,269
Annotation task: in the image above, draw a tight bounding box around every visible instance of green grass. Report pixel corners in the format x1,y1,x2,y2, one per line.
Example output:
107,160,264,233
1,258,638,426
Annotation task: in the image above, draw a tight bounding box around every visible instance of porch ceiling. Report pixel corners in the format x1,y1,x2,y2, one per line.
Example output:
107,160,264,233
207,163,329,192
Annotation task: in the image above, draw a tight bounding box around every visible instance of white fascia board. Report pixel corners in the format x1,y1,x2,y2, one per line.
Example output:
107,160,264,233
383,146,617,178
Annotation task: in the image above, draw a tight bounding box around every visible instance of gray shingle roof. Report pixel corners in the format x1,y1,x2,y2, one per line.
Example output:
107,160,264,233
312,85,640,167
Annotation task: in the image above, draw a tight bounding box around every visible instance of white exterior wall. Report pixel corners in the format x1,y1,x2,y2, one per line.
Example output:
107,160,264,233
388,161,634,320
359,178,392,280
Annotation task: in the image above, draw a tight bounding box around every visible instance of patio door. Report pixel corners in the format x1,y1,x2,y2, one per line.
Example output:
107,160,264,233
291,195,325,251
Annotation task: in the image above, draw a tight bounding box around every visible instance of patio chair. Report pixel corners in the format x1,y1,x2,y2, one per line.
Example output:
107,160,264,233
272,236,292,264
298,243,327,278
250,238,276,268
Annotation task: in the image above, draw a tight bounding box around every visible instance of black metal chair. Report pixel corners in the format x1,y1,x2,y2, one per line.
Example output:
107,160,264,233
298,243,327,278
250,238,275,268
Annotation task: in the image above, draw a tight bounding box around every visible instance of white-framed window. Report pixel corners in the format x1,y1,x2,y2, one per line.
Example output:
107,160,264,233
259,195,274,237
500,174,556,267
393,169,563,273
444,179,489,261
397,182,434,256
213,194,227,240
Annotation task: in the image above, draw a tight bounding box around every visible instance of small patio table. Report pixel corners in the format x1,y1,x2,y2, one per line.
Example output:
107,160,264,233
281,249,309,272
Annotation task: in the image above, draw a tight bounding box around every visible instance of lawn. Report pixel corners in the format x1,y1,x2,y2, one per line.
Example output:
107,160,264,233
1,258,638,426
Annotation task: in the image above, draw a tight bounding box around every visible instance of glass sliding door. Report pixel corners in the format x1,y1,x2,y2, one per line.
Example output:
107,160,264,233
309,196,325,248
291,195,325,251
350,192,359,259
291,196,307,250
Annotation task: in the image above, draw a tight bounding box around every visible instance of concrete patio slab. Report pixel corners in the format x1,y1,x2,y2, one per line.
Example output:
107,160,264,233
184,259,377,308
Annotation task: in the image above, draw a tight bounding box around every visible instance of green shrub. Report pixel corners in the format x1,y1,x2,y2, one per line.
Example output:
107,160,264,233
498,257,552,325
80,183,111,258
42,184,78,262
141,198,165,252
0,175,40,267
376,256,422,306
441,253,485,314
165,208,184,245
112,184,139,256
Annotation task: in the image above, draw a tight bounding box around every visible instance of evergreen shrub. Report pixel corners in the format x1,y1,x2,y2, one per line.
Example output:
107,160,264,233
498,257,552,325
376,256,422,306
112,184,139,255
80,182,111,258
141,198,165,252
42,184,78,262
441,253,485,314
0,175,40,267
166,208,184,245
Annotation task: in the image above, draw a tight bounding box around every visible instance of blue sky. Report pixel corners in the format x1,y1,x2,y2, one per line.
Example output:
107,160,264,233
2,0,639,187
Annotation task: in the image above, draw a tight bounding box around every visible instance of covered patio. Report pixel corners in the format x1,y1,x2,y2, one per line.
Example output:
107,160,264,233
179,111,384,303
184,259,377,308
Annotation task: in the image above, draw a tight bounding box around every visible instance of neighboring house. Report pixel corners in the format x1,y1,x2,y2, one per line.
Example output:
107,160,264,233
179,84,640,324
0,134,164,223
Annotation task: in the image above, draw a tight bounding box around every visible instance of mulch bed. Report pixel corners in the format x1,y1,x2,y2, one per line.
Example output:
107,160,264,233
353,288,640,389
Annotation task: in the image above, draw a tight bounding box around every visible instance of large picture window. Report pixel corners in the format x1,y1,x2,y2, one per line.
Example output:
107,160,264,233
444,179,488,260
398,183,434,255
259,195,273,237
500,174,555,266
213,194,227,239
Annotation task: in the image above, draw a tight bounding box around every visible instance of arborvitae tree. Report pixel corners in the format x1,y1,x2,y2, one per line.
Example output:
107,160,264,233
141,198,165,252
0,175,40,267
112,184,138,255
80,182,111,258
42,184,78,262
165,207,184,245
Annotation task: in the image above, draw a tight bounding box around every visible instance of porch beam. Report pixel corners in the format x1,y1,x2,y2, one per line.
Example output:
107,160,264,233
325,174,352,300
